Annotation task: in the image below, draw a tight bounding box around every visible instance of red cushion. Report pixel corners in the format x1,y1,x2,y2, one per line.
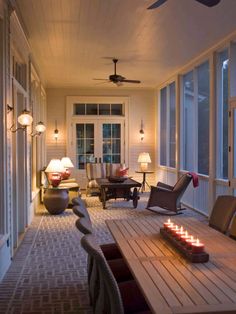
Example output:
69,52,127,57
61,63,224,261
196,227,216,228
119,280,151,313
108,258,133,282
116,167,129,177
100,243,122,260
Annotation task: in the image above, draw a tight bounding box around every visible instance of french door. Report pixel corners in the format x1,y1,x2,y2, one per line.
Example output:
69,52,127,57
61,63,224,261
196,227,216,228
229,100,236,188
71,119,125,186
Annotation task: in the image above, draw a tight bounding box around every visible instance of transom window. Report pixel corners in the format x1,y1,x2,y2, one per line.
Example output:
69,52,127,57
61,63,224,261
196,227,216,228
73,103,123,116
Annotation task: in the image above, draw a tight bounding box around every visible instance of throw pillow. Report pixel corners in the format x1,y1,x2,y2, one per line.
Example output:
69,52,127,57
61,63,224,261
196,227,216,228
116,167,129,177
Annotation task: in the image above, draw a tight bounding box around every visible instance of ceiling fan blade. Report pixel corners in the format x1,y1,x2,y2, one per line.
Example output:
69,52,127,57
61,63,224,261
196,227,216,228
195,0,221,7
93,78,109,81
121,79,141,84
147,0,168,10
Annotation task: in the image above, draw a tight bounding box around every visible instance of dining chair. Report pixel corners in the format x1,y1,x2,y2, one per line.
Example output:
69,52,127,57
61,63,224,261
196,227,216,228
209,195,236,233
81,234,151,314
146,173,193,214
229,215,236,239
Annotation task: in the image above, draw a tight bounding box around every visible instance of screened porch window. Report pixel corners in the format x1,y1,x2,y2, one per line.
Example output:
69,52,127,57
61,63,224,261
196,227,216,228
74,103,123,116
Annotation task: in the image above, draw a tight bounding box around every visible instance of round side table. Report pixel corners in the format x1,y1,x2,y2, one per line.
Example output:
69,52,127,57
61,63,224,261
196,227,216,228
43,187,69,215
135,171,154,192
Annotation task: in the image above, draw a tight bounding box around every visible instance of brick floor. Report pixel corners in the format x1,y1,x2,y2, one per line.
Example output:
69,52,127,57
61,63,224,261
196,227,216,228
0,193,207,313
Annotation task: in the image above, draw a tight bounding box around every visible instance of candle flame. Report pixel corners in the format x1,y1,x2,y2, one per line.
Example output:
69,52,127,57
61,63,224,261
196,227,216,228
190,236,194,241
180,226,183,232
185,231,188,236
168,219,171,223
196,238,199,244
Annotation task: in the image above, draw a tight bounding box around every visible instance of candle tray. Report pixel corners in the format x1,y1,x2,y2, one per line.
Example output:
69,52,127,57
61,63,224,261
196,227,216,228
160,228,209,263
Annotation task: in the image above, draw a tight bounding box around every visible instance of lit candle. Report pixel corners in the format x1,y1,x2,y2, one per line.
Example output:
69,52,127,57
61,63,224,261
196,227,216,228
180,231,191,244
171,225,179,237
163,219,172,230
175,226,185,240
185,236,196,249
191,239,204,253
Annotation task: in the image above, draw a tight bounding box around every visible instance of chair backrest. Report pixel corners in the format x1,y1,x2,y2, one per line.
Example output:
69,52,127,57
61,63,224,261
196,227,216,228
76,217,93,235
173,173,192,193
81,234,124,314
106,163,126,177
229,215,236,239
86,163,106,180
209,195,236,233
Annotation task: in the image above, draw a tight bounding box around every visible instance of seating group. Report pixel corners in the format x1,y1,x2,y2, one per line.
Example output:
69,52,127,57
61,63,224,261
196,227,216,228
72,197,151,313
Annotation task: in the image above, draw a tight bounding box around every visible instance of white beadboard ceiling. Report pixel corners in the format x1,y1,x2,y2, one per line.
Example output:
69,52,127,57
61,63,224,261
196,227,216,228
15,0,236,88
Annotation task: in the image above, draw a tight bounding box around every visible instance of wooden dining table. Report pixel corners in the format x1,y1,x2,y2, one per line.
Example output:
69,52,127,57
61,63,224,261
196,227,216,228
106,215,236,314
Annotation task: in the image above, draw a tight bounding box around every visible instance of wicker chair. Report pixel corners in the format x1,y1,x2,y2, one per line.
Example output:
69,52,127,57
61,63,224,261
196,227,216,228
146,173,192,214
209,195,236,233
81,234,151,314
229,216,236,239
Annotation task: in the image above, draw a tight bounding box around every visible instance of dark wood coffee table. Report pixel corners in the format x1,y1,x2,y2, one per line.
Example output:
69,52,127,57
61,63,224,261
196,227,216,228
96,178,142,209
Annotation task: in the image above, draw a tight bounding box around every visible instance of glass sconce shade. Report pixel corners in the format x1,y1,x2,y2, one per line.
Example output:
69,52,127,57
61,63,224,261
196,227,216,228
35,121,46,133
17,110,33,126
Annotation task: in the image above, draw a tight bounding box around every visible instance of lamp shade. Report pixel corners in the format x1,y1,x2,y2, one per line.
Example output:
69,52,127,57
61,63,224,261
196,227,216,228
17,110,33,126
45,159,65,173
35,121,46,133
61,157,74,168
138,152,151,163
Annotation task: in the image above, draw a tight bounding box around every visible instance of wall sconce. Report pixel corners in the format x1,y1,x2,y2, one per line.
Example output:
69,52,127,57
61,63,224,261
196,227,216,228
10,109,33,133
31,121,46,137
54,120,59,141
139,119,144,141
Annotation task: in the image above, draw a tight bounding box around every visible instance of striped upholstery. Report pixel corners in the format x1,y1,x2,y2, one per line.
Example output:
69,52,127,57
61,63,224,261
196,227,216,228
86,163,106,180
106,163,126,177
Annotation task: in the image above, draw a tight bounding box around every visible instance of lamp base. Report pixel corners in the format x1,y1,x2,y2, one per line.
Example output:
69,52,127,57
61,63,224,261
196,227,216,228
49,173,62,187
140,163,148,172
61,168,71,180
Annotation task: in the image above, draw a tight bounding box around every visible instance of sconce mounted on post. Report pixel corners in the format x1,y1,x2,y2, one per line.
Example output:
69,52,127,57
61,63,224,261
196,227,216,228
139,119,144,141
31,121,46,137
10,109,33,133
54,120,59,141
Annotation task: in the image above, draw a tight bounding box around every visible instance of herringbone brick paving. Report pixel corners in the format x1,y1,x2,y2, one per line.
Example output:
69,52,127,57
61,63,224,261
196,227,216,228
0,193,206,313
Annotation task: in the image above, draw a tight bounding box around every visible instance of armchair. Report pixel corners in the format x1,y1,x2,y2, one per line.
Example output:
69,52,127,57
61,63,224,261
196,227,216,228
146,173,193,214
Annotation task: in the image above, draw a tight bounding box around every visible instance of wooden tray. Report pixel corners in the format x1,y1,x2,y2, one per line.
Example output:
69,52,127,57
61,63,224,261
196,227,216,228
160,228,209,263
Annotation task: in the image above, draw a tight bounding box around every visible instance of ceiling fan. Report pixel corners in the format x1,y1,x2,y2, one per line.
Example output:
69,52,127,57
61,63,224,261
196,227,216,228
147,0,221,10
93,59,141,86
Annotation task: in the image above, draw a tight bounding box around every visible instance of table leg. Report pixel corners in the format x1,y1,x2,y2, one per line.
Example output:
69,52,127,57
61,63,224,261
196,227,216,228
101,187,107,209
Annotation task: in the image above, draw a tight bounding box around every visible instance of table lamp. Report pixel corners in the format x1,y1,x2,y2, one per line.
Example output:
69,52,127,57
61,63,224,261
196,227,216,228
138,152,151,172
61,157,74,179
45,159,65,187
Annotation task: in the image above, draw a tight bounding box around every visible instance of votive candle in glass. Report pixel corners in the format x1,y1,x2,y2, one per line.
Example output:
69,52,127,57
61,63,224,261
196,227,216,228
185,236,196,249
180,231,191,244
191,238,204,253
163,219,172,230
175,226,185,240
171,225,179,237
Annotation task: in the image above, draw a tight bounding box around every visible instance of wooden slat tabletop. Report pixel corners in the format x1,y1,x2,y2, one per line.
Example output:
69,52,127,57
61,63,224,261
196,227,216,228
106,216,236,314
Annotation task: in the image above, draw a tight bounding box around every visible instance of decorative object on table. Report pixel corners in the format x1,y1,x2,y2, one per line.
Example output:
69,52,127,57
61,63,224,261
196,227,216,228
108,176,127,183
61,157,74,179
116,166,129,177
137,152,151,172
139,119,144,141
43,187,69,215
160,221,209,263
146,173,193,215
45,159,65,187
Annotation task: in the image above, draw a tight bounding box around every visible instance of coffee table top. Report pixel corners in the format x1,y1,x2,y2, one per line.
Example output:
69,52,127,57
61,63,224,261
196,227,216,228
96,177,141,188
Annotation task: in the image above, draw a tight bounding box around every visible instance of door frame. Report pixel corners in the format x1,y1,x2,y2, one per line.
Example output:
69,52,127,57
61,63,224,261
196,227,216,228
66,96,129,186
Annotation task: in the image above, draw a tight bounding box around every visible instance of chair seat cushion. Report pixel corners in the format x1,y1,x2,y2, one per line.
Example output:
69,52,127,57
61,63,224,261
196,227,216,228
100,243,122,260
108,258,133,282
119,280,151,314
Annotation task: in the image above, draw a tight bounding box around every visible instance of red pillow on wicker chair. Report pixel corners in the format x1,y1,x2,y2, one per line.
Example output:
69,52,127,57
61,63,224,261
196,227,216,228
116,167,129,177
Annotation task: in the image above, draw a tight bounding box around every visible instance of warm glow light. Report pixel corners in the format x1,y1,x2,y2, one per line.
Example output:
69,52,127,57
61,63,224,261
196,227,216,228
35,121,46,133
45,159,65,173
138,152,151,171
61,157,74,168
17,110,33,126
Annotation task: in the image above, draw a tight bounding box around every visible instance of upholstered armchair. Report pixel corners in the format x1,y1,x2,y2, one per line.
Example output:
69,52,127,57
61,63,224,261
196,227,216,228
146,173,193,214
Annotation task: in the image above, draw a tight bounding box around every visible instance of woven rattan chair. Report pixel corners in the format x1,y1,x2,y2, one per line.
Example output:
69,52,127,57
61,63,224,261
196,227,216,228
209,195,236,233
81,234,151,314
229,216,236,239
146,173,192,214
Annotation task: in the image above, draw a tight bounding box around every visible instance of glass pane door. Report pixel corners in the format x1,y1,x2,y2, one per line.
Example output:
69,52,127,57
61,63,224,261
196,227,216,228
102,123,121,163
76,123,95,169
229,101,236,188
